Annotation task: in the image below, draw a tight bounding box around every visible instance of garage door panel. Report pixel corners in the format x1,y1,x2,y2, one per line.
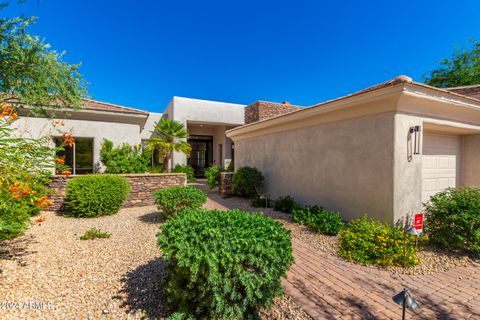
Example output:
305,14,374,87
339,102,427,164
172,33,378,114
422,134,462,203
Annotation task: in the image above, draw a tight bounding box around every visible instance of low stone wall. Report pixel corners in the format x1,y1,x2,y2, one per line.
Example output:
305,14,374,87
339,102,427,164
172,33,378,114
47,173,186,211
219,172,234,198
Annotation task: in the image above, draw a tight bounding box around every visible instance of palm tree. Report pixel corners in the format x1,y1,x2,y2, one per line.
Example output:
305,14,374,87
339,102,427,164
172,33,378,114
148,118,191,172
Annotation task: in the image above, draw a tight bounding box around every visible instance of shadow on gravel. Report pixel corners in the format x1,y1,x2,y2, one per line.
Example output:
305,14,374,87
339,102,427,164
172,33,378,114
117,257,170,319
0,235,36,261
137,211,165,224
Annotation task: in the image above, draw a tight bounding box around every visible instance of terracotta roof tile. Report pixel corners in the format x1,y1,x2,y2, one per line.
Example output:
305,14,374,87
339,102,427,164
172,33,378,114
82,98,149,116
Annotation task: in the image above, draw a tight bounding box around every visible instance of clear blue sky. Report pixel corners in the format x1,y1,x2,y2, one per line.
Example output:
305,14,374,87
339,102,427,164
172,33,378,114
3,0,480,112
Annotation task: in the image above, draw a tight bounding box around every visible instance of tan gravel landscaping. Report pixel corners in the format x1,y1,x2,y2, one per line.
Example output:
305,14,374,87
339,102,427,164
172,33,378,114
0,204,311,320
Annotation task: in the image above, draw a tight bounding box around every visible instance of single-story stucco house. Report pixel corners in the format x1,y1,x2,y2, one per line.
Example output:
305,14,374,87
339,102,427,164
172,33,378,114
227,76,480,224
13,75,480,223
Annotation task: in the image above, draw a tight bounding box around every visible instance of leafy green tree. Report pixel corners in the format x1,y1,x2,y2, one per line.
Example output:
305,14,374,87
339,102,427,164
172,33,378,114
424,40,480,88
148,118,191,172
0,6,87,113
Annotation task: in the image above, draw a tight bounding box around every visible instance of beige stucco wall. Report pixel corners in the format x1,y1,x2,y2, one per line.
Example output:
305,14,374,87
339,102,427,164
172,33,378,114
392,113,423,224
463,133,480,187
234,112,395,222
13,116,142,172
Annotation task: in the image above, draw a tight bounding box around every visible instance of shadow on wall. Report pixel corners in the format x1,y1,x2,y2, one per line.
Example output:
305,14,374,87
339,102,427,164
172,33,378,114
116,257,170,319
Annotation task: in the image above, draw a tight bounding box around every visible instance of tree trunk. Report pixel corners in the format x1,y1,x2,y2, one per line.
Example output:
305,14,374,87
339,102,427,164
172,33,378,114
163,155,170,173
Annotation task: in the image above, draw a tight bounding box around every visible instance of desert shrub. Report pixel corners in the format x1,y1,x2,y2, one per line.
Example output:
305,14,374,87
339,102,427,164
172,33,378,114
80,228,111,240
204,165,224,189
292,207,344,235
250,195,273,208
100,139,151,174
0,205,30,240
158,209,294,319
424,188,480,254
273,195,300,213
338,216,418,267
231,166,264,197
172,164,196,183
153,186,207,218
166,313,195,320
65,175,131,217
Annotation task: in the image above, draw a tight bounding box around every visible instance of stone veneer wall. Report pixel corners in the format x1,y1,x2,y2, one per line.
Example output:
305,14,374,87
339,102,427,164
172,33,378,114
244,101,303,124
47,173,186,211
219,172,234,198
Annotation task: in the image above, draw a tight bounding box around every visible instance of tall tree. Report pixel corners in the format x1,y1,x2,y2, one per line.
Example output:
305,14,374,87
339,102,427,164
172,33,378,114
148,119,191,172
0,4,87,113
424,40,480,88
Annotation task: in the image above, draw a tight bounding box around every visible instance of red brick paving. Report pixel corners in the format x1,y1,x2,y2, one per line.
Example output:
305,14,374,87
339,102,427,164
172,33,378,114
198,182,480,320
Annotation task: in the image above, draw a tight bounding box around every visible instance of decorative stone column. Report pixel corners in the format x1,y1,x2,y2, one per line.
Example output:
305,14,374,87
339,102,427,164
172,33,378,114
219,172,234,199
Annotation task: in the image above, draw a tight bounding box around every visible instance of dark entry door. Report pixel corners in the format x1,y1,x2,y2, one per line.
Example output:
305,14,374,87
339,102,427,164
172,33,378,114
187,135,213,177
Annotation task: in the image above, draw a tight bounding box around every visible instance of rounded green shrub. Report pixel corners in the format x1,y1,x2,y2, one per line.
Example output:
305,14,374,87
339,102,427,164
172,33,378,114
273,195,300,213
204,165,224,189
339,216,418,267
424,188,480,254
231,166,264,197
158,209,294,319
65,174,130,217
153,186,206,218
292,206,344,235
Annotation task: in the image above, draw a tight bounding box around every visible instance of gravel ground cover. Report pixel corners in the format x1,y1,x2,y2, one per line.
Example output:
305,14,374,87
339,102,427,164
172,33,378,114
199,183,478,276
0,204,311,320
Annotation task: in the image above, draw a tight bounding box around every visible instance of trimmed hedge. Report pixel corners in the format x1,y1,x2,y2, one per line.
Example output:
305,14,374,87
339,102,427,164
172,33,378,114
158,209,294,319
292,206,344,235
153,186,206,218
204,165,224,189
65,175,130,217
231,166,264,197
338,216,418,267
424,188,480,254
273,195,300,213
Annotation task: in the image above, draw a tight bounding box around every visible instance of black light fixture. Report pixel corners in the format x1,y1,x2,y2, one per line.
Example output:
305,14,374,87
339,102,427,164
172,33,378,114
414,125,421,155
393,288,420,320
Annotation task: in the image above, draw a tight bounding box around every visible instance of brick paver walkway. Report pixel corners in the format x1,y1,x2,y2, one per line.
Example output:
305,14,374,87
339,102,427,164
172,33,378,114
198,181,480,320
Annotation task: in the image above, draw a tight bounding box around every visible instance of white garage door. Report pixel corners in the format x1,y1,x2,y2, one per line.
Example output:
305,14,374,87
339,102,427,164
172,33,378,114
422,133,462,203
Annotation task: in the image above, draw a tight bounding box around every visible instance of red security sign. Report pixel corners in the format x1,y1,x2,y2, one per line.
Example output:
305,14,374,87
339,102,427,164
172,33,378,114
414,213,424,231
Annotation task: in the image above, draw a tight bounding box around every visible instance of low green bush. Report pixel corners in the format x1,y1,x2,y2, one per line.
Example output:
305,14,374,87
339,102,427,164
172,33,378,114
171,164,196,183
204,165,224,189
231,166,264,197
80,228,111,240
292,206,344,235
158,209,294,319
65,175,130,217
153,186,207,218
424,188,480,254
250,195,273,208
0,205,30,240
273,195,300,213
338,216,418,267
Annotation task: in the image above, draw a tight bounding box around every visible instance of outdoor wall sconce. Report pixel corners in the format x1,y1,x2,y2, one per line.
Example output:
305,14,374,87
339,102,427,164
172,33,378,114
409,125,421,155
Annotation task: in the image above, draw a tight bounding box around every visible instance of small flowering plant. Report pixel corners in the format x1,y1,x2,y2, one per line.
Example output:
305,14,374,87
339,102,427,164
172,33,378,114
0,103,73,239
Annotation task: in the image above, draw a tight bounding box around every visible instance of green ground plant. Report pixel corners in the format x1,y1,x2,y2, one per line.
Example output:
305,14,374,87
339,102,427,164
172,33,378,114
65,175,131,217
292,206,344,235
153,186,206,218
158,209,294,319
424,188,480,255
338,216,418,267
80,228,111,240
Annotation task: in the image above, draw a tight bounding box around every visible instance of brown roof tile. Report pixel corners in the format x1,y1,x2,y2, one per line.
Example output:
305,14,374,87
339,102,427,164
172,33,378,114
82,98,149,116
